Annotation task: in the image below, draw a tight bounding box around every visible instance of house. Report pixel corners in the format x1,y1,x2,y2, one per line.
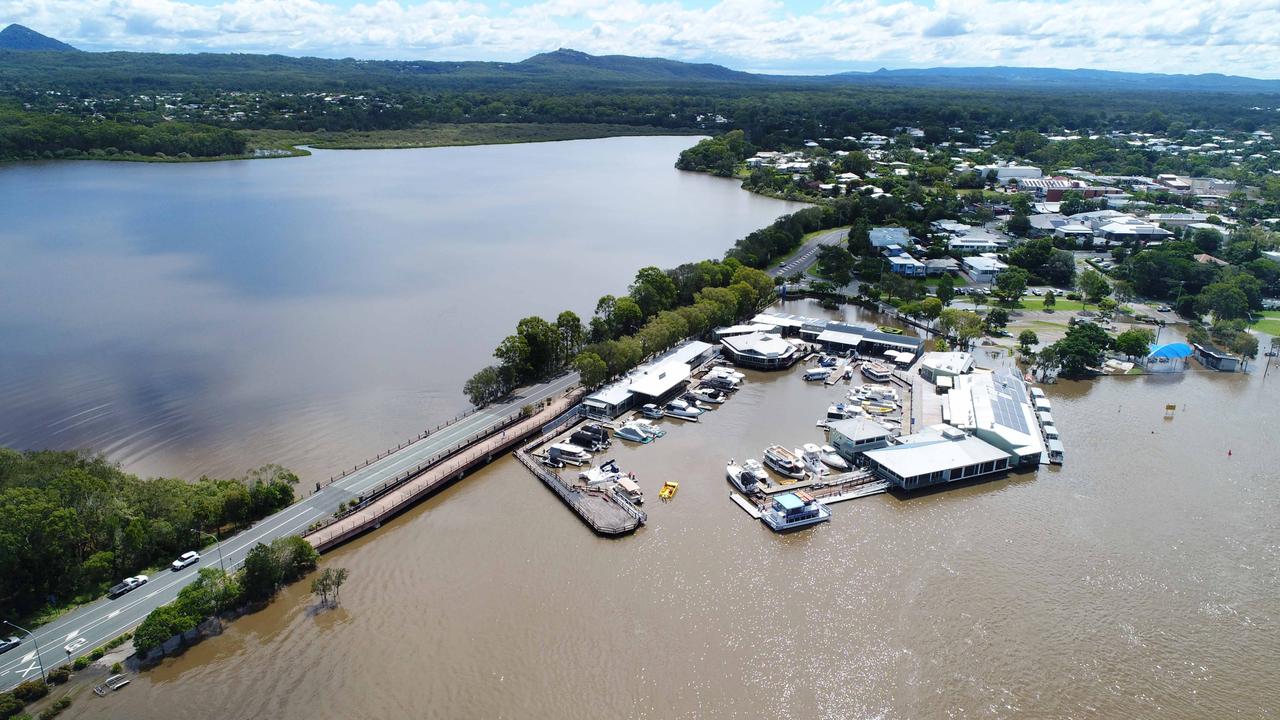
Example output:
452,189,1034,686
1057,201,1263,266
870,227,912,248
1194,254,1229,267
1147,212,1210,228
925,257,960,276
1097,222,1172,243
931,220,971,236
962,256,1007,283
888,253,926,277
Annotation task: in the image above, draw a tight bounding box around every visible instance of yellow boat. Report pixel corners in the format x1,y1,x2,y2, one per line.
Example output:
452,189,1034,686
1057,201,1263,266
659,481,679,499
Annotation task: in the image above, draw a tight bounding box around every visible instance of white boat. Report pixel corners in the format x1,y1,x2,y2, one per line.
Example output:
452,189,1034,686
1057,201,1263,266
663,399,703,421
826,403,863,421
690,387,727,404
614,424,652,443
820,445,850,471
860,362,894,382
760,491,831,532
707,367,745,381
726,458,767,495
640,403,664,419
702,375,740,392
763,445,806,479
548,443,592,466
680,392,713,410
579,459,626,486
627,419,665,439
615,476,644,504
800,444,828,476
803,368,830,382
849,384,899,403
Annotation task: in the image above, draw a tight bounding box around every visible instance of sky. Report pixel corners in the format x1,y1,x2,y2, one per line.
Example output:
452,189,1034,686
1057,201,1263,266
4,0,1280,77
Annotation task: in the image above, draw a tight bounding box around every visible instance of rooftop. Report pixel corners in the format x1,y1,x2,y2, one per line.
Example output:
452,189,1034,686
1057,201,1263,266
721,331,796,360
865,429,1011,479
828,416,894,442
920,352,975,376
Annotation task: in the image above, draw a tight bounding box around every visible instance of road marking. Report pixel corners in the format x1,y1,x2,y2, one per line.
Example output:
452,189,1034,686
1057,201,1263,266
16,660,40,678
63,629,81,643
106,610,120,619
20,651,34,664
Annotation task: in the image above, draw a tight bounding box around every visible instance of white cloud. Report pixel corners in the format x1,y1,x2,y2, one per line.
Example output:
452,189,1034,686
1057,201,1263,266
3,0,1279,77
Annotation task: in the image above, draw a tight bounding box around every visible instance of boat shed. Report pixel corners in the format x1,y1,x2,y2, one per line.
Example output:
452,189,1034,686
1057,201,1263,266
827,417,894,461
804,321,925,359
863,426,1014,491
584,340,713,418
720,331,800,370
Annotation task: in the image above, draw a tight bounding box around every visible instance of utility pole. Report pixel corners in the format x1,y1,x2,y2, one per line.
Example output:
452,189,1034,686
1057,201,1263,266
195,530,227,576
3,620,46,683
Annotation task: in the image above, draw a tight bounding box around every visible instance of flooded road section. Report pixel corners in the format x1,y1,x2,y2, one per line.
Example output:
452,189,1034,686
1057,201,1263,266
74,301,1279,719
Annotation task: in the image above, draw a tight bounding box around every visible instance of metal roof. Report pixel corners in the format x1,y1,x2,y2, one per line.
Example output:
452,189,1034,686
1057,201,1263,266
866,434,1011,479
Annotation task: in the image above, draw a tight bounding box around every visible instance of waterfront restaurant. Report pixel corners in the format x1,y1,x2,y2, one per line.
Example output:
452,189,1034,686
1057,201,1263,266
863,426,1014,491
719,331,800,370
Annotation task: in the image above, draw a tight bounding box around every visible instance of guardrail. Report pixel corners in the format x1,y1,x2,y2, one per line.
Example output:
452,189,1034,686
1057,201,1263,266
320,405,484,488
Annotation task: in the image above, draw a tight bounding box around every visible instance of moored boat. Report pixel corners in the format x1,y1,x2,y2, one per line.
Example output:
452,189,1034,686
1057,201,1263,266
803,368,830,382
860,362,894,382
760,491,831,532
627,419,665,439
640,403,665,419
799,444,828,476
763,444,806,479
726,458,767,494
820,445,851,471
690,387,727,404
615,424,652,444
664,399,704,421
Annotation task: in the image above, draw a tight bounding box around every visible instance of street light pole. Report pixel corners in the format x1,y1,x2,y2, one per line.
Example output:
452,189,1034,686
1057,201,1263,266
195,530,226,576
3,619,46,683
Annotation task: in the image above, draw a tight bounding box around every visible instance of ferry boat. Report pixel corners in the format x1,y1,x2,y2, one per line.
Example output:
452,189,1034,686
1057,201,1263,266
663,399,703,421
820,445,851,471
860,362,894,382
760,491,831,532
548,443,592,466
763,445,806,480
803,368,830,382
726,458,768,495
614,424,652,444
640,404,665,419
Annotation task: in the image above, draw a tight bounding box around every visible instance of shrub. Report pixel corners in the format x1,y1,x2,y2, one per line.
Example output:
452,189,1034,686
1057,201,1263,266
11,680,47,703
71,657,89,670
37,697,71,720
110,662,122,674
45,667,70,685
0,693,22,719
87,648,104,661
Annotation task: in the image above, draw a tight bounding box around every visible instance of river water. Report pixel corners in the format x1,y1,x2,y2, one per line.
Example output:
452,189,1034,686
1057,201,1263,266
0,137,805,481
68,297,1279,719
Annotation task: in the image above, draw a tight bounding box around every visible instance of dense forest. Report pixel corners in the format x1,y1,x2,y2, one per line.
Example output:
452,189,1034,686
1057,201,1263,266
0,449,297,616
0,103,246,160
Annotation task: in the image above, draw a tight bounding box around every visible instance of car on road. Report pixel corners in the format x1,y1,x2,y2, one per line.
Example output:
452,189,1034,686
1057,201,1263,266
0,636,20,654
171,551,200,571
64,637,87,654
107,575,149,599
1157,306,1172,312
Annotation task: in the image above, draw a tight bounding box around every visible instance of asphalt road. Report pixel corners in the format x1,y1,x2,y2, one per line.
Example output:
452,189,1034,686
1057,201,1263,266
769,227,848,278
0,372,580,689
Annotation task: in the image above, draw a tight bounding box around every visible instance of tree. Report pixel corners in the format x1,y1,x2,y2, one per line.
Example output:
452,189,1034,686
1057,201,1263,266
134,603,199,653
240,543,283,603
985,307,1010,333
611,297,645,336
847,220,872,256
1047,321,1111,377
1196,283,1249,320
1043,290,1057,310
1077,268,1111,308
463,365,507,407
1192,226,1224,254
993,267,1029,303
555,311,584,364
311,566,350,609
815,245,855,285
1115,328,1155,358
918,297,943,323
629,266,677,317
935,274,956,305
572,352,609,387
1017,330,1039,356
1007,213,1031,238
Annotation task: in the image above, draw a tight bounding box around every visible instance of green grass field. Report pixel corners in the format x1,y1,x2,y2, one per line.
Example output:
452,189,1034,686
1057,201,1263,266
1251,310,1280,336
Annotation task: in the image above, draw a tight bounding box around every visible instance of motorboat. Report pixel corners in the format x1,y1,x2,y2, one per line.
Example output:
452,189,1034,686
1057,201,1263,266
579,459,627,486
799,444,828,477
580,423,612,446
93,674,131,696
826,403,863,421
680,392,713,410
760,491,831,532
568,430,606,451
702,375,741,392
659,481,679,499
614,424,652,444
849,384,899,403
541,455,565,469
627,419,666,439
820,445,850,472
707,367,745,381
663,399,703,421
548,443,592,466
726,458,767,495
640,403,665,419
690,387,727,404
615,476,644,504
860,362,894,382
763,445,806,480
803,368,830,382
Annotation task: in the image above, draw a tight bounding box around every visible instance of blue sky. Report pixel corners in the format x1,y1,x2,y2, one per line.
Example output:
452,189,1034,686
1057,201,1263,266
4,0,1279,78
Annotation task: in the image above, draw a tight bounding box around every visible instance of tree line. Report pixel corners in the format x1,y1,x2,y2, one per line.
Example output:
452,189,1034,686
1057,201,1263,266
0,104,246,161
0,450,298,616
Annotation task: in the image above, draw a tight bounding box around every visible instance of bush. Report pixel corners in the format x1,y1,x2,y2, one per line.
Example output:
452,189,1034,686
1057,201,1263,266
71,657,89,671
110,662,122,674
87,648,103,661
11,680,47,703
37,698,71,720
0,693,22,720
45,667,70,685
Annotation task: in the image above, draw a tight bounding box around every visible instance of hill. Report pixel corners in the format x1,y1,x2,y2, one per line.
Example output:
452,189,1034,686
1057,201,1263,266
829,65,1280,94
0,24,78,52
514,48,756,83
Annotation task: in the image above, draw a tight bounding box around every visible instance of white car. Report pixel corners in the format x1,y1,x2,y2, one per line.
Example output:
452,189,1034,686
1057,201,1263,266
171,551,200,571
126,575,148,589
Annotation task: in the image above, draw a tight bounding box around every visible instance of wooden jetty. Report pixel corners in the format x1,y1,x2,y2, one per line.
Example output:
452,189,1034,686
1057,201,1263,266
515,424,645,536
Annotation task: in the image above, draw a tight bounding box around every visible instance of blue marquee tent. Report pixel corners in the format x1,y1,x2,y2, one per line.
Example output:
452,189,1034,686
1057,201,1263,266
1146,342,1192,372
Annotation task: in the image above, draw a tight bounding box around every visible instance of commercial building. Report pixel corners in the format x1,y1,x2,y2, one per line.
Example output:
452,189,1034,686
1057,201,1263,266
584,341,715,418
827,417,894,462
963,256,1007,283
918,352,975,383
943,369,1045,467
863,426,1015,491
974,164,1043,185
719,331,800,370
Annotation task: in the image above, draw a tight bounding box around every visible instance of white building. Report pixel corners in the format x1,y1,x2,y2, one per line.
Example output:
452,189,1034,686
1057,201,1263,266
963,256,1007,283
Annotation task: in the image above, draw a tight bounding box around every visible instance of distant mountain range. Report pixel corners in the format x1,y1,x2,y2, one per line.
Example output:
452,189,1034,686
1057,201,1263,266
2,23,1279,95
0,24,77,52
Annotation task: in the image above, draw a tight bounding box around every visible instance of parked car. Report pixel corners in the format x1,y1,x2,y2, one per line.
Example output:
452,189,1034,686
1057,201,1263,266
0,636,21,654
171,551,200,571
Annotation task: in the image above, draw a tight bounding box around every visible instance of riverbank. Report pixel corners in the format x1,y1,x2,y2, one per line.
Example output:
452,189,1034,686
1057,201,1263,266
245,123,699,154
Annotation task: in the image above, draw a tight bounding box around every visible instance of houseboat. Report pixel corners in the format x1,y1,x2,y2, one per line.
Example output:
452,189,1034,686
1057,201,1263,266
548,443,592,466
860,362,894,382
763,445,807,480
760,491,831,532
726,458,768,495
849,384,899,403
615,476,644,504
804,368,831,382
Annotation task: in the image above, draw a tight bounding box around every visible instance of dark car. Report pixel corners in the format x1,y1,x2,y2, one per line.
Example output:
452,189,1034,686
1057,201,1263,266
0,636,21,654
107,581,131,599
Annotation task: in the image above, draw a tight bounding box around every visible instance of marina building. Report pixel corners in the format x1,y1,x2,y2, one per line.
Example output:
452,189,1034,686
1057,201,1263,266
863,426,1015,491
584,341,716,418
719,331,800,370
943,369,1045,467
827,417,894,462
917,352,975,383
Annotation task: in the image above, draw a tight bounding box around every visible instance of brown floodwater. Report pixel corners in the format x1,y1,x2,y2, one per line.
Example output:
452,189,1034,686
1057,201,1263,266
71,299,1279,719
